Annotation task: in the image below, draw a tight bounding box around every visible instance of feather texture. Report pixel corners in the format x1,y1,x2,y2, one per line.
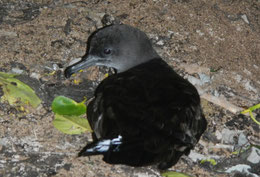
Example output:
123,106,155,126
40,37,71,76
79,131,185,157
83,58,207,169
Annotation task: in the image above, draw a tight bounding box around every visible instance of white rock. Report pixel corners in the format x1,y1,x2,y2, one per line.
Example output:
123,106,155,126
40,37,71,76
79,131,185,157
188,150,220,162
236,25,242,31
0,160,6,164
238,133,248,146
187,76,203,86
188,151,206,161
243,69,252,75
253,64,259,69
30,72,41,80
156,40,164,46
241,14,249,24
221,128,237,144
244,80,257,93
247,147,260,164
198,73,211,84
213,90,220,97
168,30,174,35
234,74,242,82
52,63,59,70
0,137,9,146
225,164,258,177
11,68,24,74
215,130,222,140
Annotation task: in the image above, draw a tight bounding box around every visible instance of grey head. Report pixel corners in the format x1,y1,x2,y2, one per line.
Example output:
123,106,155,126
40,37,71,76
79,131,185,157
65,24,159,78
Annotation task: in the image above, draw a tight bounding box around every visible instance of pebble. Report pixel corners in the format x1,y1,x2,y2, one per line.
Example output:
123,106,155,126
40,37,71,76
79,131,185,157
225,164,258,177
188,150,206,161
187,75,203,86
215,130,222,140
0,137,9,146
221,128,235,144
156,40,164,46
241,14,249,24
11,68,24,74
234,74,242,82
30,72,41,80
187,73,211,87
86,11,105,28
198,73,211,84
244,80,257,93
221,128,242,144
247,147,260,164
52,63,59,71
237,133,248,146
213,90,220,97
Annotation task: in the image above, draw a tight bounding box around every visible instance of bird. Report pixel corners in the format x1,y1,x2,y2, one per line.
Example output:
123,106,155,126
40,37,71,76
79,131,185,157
64,24,207,170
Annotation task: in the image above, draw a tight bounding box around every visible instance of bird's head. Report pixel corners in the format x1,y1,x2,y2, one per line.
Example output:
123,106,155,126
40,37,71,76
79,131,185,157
65,24,159,78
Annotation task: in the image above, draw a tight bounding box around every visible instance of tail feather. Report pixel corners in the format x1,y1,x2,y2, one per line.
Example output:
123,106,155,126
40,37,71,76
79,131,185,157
79,135,123,156
79,135,159,167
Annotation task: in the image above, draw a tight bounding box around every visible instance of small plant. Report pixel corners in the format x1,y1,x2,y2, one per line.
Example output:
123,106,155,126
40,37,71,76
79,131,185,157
52,96,92,134
0,72,41,109
241,103,260,126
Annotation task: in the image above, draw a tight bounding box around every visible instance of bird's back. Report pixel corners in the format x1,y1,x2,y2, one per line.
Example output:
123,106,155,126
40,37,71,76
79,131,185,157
84,58,207,169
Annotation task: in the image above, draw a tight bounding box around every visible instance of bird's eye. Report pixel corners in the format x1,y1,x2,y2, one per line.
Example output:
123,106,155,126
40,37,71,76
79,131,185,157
103,48,112,55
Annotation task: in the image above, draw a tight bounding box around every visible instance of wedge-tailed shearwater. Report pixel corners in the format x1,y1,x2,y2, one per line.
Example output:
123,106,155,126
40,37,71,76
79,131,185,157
65,24,207,170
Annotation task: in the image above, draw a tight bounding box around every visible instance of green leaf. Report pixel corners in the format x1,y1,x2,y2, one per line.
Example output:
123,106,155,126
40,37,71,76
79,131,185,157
161,171,192,177
0,72,17,78
241,103,260,126
53,114,92,134
52,96,86,116
0,72,41,108
200,159,217,166
51,96,91,134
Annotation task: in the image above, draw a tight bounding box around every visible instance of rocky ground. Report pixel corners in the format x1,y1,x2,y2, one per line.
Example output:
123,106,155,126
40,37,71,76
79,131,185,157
0,0,259,177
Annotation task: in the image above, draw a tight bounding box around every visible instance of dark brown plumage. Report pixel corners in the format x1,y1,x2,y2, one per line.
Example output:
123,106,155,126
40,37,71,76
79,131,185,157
65,24,207,170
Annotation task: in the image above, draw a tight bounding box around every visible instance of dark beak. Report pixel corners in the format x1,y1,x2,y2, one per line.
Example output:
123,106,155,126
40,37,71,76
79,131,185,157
64,55,98,78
